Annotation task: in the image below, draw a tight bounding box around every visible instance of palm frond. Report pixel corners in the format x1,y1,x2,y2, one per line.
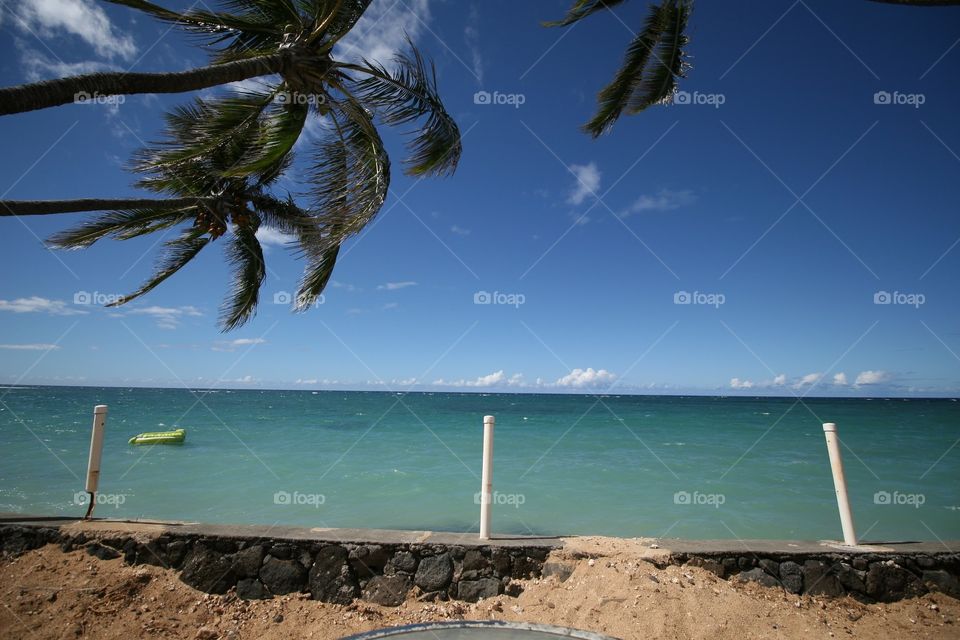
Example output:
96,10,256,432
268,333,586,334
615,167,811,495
583,0,690,137
46,207,197,249
296,241,341,310
342,40,461,176
544,0,630,27
220,216,266,330
106,229,211,307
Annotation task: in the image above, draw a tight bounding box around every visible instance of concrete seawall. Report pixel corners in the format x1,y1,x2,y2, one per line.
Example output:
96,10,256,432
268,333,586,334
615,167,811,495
1,515,957,605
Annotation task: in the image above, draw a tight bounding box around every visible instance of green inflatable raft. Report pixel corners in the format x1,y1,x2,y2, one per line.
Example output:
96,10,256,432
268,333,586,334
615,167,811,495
128,428,186,445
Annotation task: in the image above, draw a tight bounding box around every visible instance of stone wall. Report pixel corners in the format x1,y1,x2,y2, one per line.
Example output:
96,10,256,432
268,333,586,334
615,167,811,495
3,524,959,605
672,551,960,603
0,525,550,605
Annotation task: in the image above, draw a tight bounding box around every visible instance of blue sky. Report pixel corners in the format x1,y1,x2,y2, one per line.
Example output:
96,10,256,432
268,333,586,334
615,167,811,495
0,0,959,396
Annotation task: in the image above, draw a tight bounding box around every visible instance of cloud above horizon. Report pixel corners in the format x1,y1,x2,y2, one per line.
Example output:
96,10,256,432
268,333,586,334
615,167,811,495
0,343,61,351
336,0,430,65
0,297,87,316
567,162,601,206
622,189,696,217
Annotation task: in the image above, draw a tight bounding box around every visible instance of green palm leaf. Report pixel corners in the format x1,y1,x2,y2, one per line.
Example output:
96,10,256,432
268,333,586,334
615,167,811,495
583,0,691,137
221,216,267,330
106,229,211,307
47,207,198,249
544,0,630,27
343,41,461,176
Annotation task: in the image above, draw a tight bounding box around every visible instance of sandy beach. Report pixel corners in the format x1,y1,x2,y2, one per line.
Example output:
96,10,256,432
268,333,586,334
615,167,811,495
2,537,957,640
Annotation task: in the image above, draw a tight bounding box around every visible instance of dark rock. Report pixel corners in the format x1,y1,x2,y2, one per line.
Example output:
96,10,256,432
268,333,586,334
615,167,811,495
449,546,467,560
462,550,489,573
415,553,453,591
922,570,960,598
460,570,481,581
866,562,924,602
721,558,738,575
803,561,844,597
180,547,237,594
837,563,866,594
198,538,238,554
236,578,270,600
738,557,755,571
759,559,779,577
232,545,265,579
362,575,412,607
136,541,168,567
85,542,120,561
165,540,188,568
526,548,550,561
698,559,726,578
273,614,284,623
309,545,358,604
737,567,780,588
541,562,574,582
260,556,308,595
298,549,315,570
916,556,936,569
458,578,500,602
350,545,390,578
511,555,540,579
504,581,523,597
122,539,138,565
779,561,803,594
490,548,512,575
390,551,418,574
269,544,295,560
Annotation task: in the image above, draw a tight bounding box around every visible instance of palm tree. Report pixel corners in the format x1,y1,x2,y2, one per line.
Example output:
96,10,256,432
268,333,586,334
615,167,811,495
547,0,958,136
38,101,325,331
0,0,369,115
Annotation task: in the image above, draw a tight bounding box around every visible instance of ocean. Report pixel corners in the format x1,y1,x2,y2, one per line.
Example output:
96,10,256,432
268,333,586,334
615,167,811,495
1,386,957,542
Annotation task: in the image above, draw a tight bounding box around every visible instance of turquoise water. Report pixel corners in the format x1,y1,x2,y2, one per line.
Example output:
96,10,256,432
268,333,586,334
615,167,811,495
0,386,957,541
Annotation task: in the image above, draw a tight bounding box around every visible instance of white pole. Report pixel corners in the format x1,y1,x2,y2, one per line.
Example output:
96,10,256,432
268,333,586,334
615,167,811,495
84,405,108,518
479,415,495,540
822,422,857,546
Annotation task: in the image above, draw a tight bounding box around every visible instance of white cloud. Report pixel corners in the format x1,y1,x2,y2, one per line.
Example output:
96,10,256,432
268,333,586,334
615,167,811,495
255,226,294,247
377,281,417,291
623,189,696,217
127,305,202,329
223,375,256,384
793,372,823,389
451,225,471,236
336,0,430,65
772,374,786,386
11,0,136,60
434,370,524,388
464,3,483,83
567,162,601,206
0,296,87,316
556,367,615,388
730,377,754,389
382,302,399,310
855,370,890,385
213,337,266,351
19,47,113,82
295,378,319,385
331,281,359,292
833,372,848,386
0,343,61,351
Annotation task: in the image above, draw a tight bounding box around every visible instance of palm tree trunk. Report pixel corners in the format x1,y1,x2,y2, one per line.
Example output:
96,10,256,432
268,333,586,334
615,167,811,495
0,197,217,216
0,54,286,116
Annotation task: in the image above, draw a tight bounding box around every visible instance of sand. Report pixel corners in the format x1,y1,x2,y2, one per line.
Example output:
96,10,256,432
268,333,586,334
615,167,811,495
1,540,957,640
